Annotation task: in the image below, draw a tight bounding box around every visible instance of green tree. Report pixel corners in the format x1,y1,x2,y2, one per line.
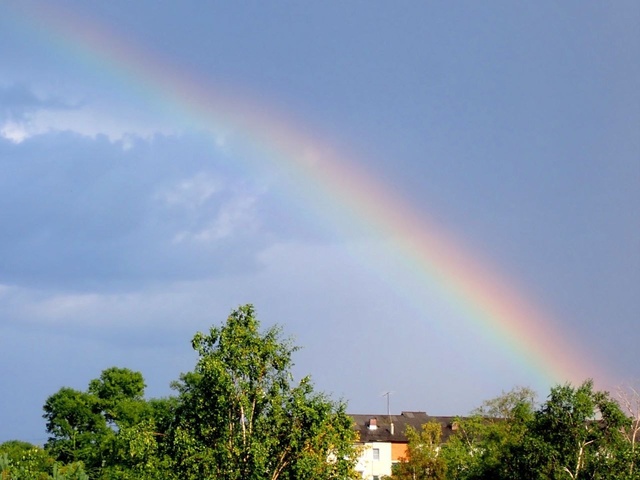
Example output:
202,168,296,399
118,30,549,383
506,380,629,479
42,368,176,479
42,387,108,468
97,418,176,480
0,441,53,479
391,422,447,480
0,441,88,480
88,367,147,428
441,386,536,480
617,384,640,478
84,367,177,478
168,304,359,480
0,441,54,475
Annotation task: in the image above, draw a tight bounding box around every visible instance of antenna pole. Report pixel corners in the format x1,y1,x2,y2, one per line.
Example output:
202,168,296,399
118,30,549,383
383,391,391,418
382,391,395,435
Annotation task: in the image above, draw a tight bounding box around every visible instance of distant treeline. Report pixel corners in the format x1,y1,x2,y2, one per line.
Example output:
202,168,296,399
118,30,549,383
392,381,640,479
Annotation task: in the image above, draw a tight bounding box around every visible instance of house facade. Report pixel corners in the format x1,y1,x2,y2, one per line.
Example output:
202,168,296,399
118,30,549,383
350,411,457,480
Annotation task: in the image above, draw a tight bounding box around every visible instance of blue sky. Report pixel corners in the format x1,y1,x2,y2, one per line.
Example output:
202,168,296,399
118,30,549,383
0,1,638,443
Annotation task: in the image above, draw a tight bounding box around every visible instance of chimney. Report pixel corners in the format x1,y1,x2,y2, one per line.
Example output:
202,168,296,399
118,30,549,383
390,422,395,435
368,418,378,430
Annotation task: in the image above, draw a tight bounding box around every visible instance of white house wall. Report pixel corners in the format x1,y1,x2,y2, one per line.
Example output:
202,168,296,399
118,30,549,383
355,442,393,480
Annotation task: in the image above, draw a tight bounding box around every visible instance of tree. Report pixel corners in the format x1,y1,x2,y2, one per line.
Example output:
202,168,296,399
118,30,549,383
391,422,447,480
88,367,147,428
472,386,536,420
98,418,176,480
440,387,535,479
617,384,640,478
0,440,88,480
42,368,176,479
506,380,630,479
0,440,53,479
168,304,359,480
43,387,108,467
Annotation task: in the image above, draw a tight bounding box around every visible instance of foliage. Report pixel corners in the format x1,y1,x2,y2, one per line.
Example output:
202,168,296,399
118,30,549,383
167,304,359,480
438,382,634,479
87,367,146,428
0,442,88,480
505,380,631,479
617,384,640,478
42,387,108,468
392,422,447,480
0,441,54,477
42,368,175,479
440,386,535,479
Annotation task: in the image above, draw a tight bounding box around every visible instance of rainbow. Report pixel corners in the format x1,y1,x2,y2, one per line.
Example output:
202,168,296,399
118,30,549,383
5,3,609,388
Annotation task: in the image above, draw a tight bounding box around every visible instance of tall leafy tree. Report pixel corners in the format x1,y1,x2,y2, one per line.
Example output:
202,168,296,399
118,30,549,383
506,380,630,479
168,304,359,480
43,387,108,468
441,387,535,479
88,367,147,428
617,384,640,478
391,422,447,480
43,368,176,479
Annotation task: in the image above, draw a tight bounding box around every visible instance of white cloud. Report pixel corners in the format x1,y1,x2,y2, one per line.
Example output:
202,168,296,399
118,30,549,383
0,121,29,143
0,83,216,142
28,106,176,141
158,172,262,243
197,195,259,240
23,292,105,324
174,194,260,243
214,131,228,149
7,286,205,331
159,172,220,209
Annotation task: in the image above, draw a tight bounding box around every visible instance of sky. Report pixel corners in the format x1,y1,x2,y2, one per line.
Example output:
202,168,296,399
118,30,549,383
0,1,638,444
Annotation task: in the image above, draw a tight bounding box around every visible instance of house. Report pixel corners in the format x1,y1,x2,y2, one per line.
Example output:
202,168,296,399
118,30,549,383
350,411,458,480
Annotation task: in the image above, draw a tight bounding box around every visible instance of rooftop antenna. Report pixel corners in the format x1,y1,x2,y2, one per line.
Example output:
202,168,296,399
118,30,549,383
382,391,393,417
382,391,394,435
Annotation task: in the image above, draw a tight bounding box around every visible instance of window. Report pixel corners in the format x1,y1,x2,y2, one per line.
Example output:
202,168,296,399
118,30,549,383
373,448,380,460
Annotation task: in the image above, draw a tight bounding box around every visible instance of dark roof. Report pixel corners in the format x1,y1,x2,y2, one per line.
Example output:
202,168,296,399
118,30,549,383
349,411,459,444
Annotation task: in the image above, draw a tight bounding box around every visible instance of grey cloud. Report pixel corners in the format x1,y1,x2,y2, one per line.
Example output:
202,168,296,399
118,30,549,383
0,130,290,291
0,83,75,121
